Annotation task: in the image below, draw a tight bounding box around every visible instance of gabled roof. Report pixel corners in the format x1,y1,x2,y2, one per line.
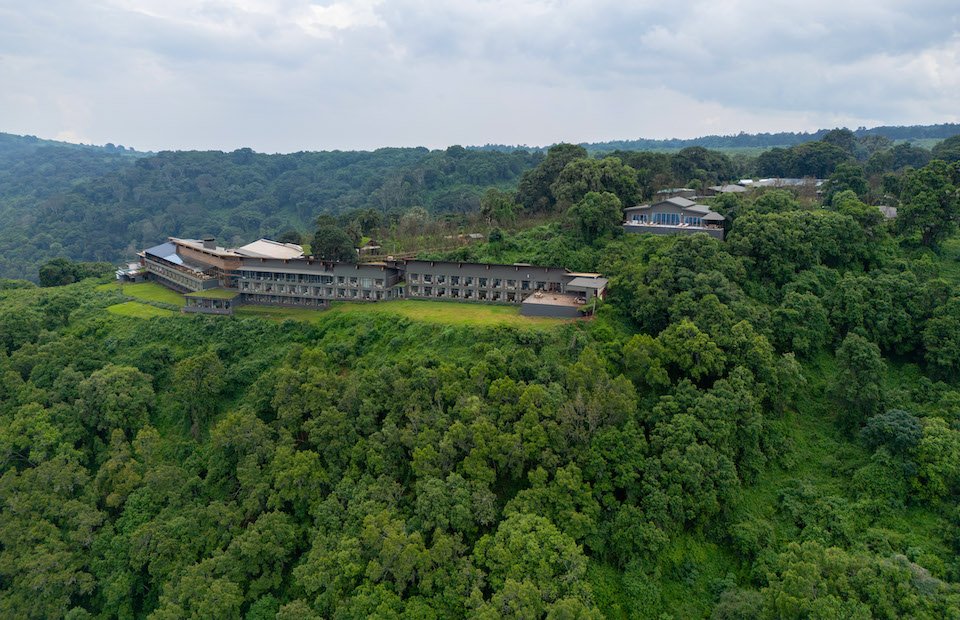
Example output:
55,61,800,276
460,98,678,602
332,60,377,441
662,196,697,208
622,198,726,221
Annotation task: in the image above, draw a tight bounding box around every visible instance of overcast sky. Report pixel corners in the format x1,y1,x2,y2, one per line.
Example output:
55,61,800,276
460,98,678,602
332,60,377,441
1,1,957,153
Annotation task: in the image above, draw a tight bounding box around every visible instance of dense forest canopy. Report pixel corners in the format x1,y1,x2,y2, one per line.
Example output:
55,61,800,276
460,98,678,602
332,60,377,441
2,135,960,616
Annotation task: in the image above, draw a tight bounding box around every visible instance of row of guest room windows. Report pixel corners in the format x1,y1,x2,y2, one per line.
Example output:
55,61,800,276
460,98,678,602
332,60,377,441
237,271,384,288
630,213,703,226
406,273,557,291
409,286,518,302
239,281,394,300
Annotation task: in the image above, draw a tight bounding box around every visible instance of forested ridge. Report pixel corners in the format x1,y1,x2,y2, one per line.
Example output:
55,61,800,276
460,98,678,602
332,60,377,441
3,134,960,617
2,124,960,282
0,138,538,281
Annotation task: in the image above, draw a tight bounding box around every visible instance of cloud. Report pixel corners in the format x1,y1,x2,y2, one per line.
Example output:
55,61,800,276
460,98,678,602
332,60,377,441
0,0,957,151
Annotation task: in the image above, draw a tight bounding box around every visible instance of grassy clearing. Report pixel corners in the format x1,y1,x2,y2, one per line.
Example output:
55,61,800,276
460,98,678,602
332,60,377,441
235,299,574,327
99,281,186,307
106,301,177,318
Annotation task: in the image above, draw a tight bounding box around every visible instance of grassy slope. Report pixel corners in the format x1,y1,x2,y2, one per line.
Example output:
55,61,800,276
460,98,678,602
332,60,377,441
236,299,574,328
98,281,186,307
106,301,178,318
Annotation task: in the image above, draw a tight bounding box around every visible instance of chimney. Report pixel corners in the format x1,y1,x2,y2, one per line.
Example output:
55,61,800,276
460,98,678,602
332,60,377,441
203,236,216,250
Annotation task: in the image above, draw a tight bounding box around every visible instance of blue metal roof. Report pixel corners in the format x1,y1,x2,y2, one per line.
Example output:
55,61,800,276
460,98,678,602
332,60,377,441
144,241,183,265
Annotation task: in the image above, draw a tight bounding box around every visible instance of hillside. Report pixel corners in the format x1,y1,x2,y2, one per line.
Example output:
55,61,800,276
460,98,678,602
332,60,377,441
0,144,539,281
1,126,957,285
2,171,960,617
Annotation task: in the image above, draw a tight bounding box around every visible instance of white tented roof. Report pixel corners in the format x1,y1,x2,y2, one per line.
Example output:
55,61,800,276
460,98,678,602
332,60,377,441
235,239,304,259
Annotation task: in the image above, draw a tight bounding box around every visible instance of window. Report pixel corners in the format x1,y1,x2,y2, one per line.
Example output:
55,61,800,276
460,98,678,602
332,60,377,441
493,278,501,287
424,286,432,296
423,274,433,284
375,279,384,287
479,277,487,287
349,276,358,285
507,279,516,289
465,277,474,286
536,281,545,290
684,216,702,226
653,212,680,225
361,277,372,288
337,276,345,284
451,275,460,285
437,275,446,284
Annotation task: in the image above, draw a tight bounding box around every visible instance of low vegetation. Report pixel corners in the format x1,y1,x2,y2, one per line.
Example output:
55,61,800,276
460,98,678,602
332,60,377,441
106,300,178,318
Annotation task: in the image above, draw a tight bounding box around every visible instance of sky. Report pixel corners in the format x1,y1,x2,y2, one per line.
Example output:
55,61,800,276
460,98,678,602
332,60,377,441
0,0,958,153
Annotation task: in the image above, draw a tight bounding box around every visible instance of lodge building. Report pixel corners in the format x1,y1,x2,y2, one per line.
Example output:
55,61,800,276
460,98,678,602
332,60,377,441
127,237,607,318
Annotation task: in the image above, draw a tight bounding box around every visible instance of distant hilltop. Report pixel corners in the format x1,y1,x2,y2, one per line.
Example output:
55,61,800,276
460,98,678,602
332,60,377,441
469,122,960,154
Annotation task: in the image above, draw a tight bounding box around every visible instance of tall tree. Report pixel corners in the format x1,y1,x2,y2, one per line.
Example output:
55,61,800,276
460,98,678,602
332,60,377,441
567,191,623,243
896,160,960,248
310,225,356,262
515,143,587,212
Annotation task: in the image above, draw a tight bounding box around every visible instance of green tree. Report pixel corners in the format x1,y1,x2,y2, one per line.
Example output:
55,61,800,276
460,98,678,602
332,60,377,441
923,297,960,376
516,143,588,212
896,159,960,248
479,188,518,226
931,134,960,163
551,157,640,210
913,417,960,502
310,225,356,262
823,163,867,205
172,351,226,436
567,191,623,243
474,513,594,611
77,364,154,436
833,333,886,432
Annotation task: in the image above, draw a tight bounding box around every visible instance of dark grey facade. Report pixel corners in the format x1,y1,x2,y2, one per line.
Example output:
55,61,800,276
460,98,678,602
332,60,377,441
403,260,571,304
137,237,607,316
623,197,726,240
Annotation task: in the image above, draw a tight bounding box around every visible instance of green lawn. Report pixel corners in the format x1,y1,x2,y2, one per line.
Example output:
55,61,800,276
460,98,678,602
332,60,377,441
235,299,574,327
99,281,186,307
185,288,240,299
106,301,178,318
